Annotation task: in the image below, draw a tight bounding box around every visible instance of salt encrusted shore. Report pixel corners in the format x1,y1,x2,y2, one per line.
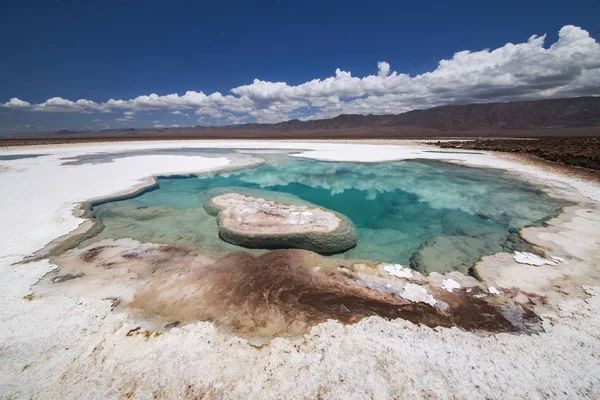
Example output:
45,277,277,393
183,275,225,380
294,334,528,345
1,140,599,398
204,192,358,253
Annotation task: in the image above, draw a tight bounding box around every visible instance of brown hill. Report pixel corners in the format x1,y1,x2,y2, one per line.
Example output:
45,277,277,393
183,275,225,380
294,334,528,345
2,96,600,141
259,96,600,132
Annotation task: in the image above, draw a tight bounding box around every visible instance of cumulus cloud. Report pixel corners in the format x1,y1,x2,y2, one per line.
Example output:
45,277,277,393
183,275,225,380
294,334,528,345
2,25,599,124
116,111,135,122
171,110,190,117
378,61,391,78
225,114,249,125
4,98,32,109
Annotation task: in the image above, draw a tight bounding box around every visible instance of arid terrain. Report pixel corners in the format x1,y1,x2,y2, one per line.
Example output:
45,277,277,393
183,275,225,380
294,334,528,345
435,137,600,172
2,97,600,146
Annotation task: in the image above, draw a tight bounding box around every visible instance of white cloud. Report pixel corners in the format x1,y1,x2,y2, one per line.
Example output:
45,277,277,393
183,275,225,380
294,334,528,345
249,100,307,123
4,98,31,109
116,111,135,122
377,61,391,78
3,25,599,124
225,114,249,125
195,107,226,119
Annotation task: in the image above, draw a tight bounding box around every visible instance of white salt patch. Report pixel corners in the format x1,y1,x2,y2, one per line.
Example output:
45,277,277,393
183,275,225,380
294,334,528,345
488,286,500,295
513,251,558,266
550,255,566,263
0,153,231,259
382,263,412,279
1,140,598,398
441,279,461,293
400,283,437,306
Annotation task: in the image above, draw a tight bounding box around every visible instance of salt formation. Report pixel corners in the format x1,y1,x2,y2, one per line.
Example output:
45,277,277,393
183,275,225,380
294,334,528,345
513,251,562,266
38,239,540,337
382,263,413,278
204,192,358,253
399,283,437,306
441,279,461,293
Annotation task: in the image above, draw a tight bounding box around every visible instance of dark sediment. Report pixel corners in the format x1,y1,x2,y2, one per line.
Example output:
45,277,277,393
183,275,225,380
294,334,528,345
434,137,600,173
38,242,540,338
51,273,85,284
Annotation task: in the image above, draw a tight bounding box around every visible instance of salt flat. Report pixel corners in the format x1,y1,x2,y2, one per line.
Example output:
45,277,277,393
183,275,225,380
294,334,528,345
1,140,599,399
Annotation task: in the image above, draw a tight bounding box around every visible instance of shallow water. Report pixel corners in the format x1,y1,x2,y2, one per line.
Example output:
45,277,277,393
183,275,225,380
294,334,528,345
0,153,47,160
84,155,568,274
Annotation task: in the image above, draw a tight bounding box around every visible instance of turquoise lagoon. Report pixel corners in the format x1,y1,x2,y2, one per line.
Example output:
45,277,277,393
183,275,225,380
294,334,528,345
84,154,568,274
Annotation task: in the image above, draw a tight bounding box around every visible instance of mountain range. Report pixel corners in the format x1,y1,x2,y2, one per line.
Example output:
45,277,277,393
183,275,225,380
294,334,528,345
4,96,600,139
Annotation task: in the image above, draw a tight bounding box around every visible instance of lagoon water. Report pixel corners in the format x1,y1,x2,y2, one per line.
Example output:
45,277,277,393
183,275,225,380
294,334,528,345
84,155,568,274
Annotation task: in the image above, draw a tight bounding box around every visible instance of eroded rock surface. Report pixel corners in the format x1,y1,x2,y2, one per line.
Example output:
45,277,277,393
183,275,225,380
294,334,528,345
204,192,358,253
34,239,542,338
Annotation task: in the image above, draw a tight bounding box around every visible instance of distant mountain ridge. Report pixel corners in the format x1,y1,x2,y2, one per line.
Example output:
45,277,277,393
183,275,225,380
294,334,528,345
236,96,600,132
3,96,600,139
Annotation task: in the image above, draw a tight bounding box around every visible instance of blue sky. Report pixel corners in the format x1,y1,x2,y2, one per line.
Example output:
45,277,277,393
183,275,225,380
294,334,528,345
1,0,599,134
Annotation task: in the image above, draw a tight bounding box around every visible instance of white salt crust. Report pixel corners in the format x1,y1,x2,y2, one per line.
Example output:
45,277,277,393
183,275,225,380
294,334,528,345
0,140,599,398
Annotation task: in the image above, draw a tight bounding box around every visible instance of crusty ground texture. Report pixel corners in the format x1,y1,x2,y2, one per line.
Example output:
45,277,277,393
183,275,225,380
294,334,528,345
0,140,599,399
